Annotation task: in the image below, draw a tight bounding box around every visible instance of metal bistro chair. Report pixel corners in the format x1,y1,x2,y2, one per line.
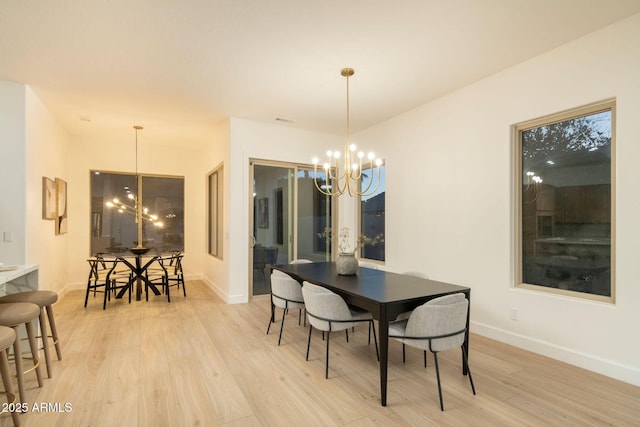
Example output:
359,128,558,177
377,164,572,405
85,257,132,309
146,252,186,302
388,293,476,411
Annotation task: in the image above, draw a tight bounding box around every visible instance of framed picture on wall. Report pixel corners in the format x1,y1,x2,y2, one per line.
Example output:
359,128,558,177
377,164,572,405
55,178,68,235
257,197,269,228
42,177,56,220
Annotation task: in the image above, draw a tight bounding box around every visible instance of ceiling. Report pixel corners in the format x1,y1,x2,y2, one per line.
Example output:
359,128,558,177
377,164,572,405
1,1,639,147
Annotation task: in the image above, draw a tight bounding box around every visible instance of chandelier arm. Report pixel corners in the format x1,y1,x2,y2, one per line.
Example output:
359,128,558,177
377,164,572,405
358,161,377,194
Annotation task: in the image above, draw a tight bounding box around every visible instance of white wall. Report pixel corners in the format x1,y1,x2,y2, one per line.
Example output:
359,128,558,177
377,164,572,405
25,86,70,292
200,119,230,300
0,81,26,265
65,130,210,291
355,13,640,385
227,118,342,303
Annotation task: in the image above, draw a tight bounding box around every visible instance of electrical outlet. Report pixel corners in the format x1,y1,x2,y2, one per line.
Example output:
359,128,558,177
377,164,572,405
510,308,519,321
3,232,12,242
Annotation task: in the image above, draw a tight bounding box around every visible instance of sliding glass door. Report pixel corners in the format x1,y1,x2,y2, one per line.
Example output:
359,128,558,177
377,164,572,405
250,161,333,296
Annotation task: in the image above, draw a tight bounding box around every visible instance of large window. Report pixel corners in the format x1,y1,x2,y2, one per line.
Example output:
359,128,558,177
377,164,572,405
90,171,184,255
208,165,223,258
515,100,614,301
359,164,385,262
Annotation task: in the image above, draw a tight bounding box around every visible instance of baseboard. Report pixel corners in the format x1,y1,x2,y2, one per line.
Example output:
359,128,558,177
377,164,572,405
471,321,640,387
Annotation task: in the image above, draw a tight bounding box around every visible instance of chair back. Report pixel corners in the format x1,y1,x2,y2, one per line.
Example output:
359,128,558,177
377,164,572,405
405,293,468,352
358,261,379,270
270,272,304,308
301,282,353,331
403,271,428,279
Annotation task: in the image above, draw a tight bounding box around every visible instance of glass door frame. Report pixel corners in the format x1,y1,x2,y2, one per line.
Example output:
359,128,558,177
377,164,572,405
249,158,337,298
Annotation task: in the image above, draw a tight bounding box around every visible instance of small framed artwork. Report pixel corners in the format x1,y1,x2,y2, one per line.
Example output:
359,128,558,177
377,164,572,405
257,197,269,228
55,178,68,235
42,177,56,220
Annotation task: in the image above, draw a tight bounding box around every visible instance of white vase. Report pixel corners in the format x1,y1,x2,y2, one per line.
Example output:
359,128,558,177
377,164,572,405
336,252,359,275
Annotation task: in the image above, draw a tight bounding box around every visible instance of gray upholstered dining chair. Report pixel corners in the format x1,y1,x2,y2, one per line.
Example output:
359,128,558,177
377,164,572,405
266,272,305,345
358,260,379,270
388,293,475,411
301,281,379,379
398,270,430,367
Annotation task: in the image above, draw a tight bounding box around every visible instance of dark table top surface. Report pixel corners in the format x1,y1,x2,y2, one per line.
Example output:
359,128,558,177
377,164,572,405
273,262,470,305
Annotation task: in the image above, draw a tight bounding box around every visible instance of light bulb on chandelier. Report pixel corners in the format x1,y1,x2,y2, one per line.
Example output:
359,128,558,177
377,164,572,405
312,68,383,197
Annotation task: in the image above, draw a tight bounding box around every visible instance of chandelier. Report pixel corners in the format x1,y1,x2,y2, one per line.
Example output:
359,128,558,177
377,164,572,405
312,68,382,197
105,126,163,249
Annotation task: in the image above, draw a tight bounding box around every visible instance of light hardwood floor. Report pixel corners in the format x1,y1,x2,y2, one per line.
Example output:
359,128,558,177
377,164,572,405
2,280,639,426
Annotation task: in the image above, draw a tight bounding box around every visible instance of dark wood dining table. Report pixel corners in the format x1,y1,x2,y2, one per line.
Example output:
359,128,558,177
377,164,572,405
272,262,471,407
115,254,162,301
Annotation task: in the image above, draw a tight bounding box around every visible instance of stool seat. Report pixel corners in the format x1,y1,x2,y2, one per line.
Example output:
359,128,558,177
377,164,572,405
0,291,62,380
0,290,58,307
0,303,40,326
0,326,16,351
0,302,43,405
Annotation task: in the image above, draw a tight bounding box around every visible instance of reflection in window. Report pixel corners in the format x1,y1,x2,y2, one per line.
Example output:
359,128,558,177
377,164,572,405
360,164,385,262
298,168,332,261
516,100,614,299
90,171,184,255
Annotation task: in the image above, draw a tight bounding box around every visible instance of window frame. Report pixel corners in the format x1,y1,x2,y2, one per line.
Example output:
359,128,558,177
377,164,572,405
358,162,385,264
90,170,185,256
208,164,224,259
513,99,616,303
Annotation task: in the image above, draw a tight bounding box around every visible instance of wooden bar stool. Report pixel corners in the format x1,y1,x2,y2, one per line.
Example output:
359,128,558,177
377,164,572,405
0,291,61,378
0,326,21,426
0,303,43,404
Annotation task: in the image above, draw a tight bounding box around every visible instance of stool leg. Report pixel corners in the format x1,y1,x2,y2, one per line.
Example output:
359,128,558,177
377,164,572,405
39,308,52,378
46,305,62,360
11,326,26,404
25,320,43,388
0,348,20,427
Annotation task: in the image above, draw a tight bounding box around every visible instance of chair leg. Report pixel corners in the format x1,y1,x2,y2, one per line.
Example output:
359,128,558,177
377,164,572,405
325,330,330,379
461,346,476,395
39,308,53,378
424,350,427,368
11,327,26,404
433,352,444,411
277,309,286,346
402,343,406,363
25,320,43,388
84,278,92,308
0,348,20,427
306,325,313,361
46,305,62,361
103,281,109,310
345,329,349,343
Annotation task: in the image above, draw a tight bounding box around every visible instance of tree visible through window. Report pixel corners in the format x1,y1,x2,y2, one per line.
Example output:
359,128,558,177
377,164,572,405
516,100,614,300
360,164,385,262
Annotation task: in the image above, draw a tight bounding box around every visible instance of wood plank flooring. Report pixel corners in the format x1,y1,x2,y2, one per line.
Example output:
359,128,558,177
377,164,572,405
2,280,638,426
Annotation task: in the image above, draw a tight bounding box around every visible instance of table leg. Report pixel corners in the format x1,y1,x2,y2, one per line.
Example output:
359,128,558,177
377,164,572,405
379,308,389,406
462,290,471,375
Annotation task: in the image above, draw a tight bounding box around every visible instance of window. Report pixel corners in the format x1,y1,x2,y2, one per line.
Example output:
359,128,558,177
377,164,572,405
90,171,184,255
359,163,385,262
208,165,224,258
515,100,614,300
